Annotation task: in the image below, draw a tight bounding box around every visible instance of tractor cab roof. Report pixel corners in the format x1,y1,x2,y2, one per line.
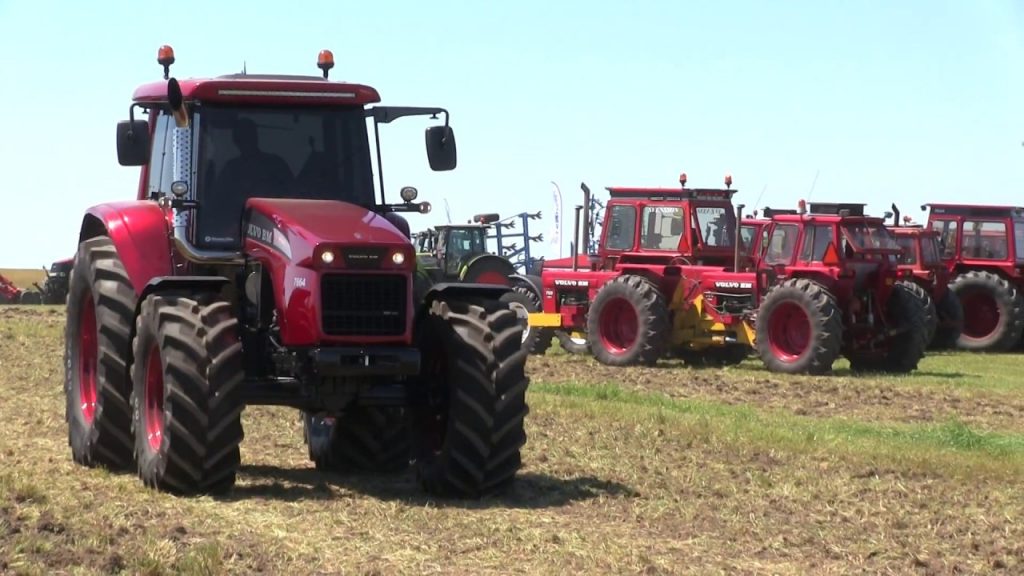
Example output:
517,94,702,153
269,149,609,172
132,75,382,107
923,203,1024,219
606,172,737,203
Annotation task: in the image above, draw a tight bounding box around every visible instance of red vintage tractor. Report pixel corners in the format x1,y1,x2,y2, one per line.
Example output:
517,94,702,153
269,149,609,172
887,205,962,349
0,273,42,304
752,201,931,374
64,46,530,498
530,173,758,367
923,203,1024,351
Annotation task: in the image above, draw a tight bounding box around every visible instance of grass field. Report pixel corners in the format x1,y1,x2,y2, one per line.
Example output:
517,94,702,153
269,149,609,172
2,305,1023,574
0,269,46,290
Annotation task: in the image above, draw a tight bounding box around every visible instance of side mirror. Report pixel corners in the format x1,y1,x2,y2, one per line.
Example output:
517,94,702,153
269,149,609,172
425,125,457,171
116,120,150,166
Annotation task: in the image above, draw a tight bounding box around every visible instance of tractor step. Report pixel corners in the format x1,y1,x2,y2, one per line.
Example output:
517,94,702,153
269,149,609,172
528,312,563,328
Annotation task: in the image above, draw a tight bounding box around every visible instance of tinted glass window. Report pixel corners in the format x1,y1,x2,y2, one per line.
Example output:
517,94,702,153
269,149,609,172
640,206,684,250
931,219,958,259
799,224,835,262
195,105,374,247
961,221,1008,260
605,205,637,251
1015,222,1024,261
694,206,735,247
764,224,799,265
147,113,174,198
895,236,917,265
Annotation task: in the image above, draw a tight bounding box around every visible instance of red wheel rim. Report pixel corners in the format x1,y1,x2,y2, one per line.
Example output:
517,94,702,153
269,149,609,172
768,301,811,361
960,290,999,340
599,297,639,354
78,291,98,423
471,271,510,285
144,346,165,451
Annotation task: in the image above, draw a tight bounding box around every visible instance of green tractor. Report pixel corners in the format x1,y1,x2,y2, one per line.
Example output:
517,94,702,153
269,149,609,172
414,214,549,354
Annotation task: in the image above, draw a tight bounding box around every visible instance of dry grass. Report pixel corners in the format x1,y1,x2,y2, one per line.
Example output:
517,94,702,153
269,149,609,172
0,269,46,290
1,306,1023,574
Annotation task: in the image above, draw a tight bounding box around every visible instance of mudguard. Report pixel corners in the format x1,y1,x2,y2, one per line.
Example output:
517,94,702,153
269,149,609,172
458,253,515,284
79,201,173,296
417,282,511,320
135,276,232,315
509,273,543,296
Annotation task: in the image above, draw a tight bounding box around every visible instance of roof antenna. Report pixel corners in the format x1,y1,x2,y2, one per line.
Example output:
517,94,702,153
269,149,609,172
242,61,247,75
751,184,767,215
806,169,820,202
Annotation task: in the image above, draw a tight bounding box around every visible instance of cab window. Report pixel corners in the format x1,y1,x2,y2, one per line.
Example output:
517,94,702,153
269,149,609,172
799,224,835,262
961,221,1008,260
764,224,799,265
604,205,637,251
930,219,958,259
640,206,684,250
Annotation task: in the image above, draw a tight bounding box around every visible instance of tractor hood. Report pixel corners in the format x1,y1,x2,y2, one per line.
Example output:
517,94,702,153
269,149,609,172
243,198,411,263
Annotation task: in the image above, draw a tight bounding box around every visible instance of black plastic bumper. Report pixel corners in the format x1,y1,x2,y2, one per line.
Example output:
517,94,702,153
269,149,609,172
311,346,420,377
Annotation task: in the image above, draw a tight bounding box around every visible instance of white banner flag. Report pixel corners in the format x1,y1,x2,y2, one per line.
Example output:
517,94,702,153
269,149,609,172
550,182,562,258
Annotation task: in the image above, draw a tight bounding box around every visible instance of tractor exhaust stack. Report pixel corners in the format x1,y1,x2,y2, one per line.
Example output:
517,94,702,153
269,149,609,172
734,203,745,271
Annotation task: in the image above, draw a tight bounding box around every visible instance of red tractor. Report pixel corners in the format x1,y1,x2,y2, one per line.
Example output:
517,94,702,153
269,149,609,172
0,273,42,304
63,46,530,498
887,205,962,349
923,203,1024,351
752,201,931,374
530,173,758,367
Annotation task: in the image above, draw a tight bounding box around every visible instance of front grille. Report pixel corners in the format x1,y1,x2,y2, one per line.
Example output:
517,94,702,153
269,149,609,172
321,274,408,336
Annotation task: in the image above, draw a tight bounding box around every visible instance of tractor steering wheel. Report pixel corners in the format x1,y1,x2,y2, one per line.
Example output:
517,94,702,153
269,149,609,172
668,256,693,267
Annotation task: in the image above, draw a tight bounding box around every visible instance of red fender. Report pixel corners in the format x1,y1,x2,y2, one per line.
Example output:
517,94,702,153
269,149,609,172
79,201,173,296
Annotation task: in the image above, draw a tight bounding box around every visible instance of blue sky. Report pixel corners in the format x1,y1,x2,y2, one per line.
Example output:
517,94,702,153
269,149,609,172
1,0,1022,267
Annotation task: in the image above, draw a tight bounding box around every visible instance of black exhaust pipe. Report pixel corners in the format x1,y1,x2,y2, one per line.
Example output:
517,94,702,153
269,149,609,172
891,203,900,226
571,204,582,272
580,182,591,256
734,203,745,271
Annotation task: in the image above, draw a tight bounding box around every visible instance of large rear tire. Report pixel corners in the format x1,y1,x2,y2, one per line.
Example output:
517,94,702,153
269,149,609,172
411,296,529,498
897,280,936,345
755,278,842,375
304,408,410,473
930,288,963,350
19,291,42,305
848,281,930,374
130,294,245,494
64,236,135,470
500,285,552,355
587,275,669,366
950,271,1024,351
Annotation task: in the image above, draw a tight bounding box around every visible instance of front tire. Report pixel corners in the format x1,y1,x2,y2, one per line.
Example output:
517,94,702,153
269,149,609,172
500,284,552,355
64,236,135,470
897,280,937,345
556,331,589,355
130,294,245,494
755,278,843,375
587,275,669,366
411,296,529,498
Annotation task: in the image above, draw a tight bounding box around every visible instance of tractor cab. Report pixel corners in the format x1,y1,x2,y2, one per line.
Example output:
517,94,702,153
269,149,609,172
739,207,797,268
413,214,513,284
596,173,739,269
921,203,1024,351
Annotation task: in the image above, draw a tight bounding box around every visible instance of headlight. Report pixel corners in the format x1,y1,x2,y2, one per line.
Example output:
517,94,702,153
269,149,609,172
391,251,406,265
321,250,335,264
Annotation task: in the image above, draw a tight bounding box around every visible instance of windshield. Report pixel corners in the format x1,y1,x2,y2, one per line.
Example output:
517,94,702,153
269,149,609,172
841,222,901,252
641,206,684,250
195,105,374,246
694,205,735,247
894,236,917,265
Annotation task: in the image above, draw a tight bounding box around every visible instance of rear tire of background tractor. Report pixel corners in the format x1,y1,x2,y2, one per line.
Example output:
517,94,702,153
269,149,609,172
304,408,411,473
949,271,1024,352
847,281,930,374
499,285,552,355
410,296,529,498
586,275,669,366
930,289,964,350
64,236,136,471
755,278,842,375
19,291,42,305
897,280,936,345
130,294,245,495
556,331,589,355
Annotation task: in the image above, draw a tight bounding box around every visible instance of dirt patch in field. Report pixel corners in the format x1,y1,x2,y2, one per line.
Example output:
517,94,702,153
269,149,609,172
527,354,1024,433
